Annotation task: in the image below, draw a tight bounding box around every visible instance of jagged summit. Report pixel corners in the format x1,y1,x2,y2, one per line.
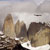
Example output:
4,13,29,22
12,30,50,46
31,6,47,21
5,14,13,22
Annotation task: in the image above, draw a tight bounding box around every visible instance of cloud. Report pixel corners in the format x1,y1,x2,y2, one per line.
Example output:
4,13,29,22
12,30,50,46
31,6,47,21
34,0,45,5
0,0,45,6
0,1,37,30
36,0,50,13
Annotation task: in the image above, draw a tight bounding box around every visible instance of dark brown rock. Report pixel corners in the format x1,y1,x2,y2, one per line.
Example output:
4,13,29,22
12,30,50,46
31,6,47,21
27,22,50,47
27,22,45,40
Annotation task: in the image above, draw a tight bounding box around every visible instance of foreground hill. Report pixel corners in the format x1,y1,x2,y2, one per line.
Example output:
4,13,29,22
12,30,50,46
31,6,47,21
27,22,50,47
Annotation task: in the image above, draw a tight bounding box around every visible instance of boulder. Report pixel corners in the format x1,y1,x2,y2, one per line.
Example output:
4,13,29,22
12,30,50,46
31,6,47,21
3,14,16,39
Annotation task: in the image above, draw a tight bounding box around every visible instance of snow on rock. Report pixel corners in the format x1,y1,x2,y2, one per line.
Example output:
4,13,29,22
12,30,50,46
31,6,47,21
15,37,24,41
0,31,3,35
37,44,50,50
21,41,50,50
0,35,6,38
15,37,20,40
21,41,32,49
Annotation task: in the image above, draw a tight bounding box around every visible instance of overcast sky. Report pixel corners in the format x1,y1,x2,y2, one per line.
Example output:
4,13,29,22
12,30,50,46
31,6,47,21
0,0,45,5
0,0,49,31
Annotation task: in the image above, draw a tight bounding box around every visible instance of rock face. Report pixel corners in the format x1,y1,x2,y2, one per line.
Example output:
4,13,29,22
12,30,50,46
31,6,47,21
3,14,16,39
0,31,29,50
27,22,50,47
15,20,28,42
27,22,45,40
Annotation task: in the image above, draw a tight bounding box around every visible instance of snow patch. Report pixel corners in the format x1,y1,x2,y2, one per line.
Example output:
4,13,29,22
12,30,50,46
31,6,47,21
1,35,6,38
0,31,3,35
21,41,50,50
15,37,20,40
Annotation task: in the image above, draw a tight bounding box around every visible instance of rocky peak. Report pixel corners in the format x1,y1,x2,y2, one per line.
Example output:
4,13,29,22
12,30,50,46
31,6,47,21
15,20,28,42
3,14,16,39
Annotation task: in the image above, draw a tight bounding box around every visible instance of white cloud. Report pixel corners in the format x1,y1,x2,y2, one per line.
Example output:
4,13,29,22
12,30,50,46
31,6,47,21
34,0,45,5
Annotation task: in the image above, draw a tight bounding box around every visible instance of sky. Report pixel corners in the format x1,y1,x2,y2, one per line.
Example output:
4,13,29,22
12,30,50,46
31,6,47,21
0,0,45,5
0,0,46,31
